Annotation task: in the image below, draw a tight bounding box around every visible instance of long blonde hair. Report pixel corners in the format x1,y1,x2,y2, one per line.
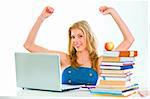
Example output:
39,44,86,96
68,20,99,72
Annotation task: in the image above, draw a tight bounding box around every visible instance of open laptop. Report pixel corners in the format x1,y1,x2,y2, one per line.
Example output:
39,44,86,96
15,52,81,92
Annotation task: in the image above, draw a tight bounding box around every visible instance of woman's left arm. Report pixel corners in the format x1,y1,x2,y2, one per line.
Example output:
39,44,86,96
99,6,135,51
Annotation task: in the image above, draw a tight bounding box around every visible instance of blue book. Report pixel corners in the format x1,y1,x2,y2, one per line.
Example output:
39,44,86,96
90,86,138,96
90,91,122,95
101,61,134,66
100,65,133,70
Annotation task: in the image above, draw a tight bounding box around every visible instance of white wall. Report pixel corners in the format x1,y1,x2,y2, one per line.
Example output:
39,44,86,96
0,0,149,95
148,0,150,91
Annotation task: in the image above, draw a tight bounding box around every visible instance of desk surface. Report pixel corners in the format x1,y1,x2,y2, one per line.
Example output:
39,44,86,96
16,88,146,98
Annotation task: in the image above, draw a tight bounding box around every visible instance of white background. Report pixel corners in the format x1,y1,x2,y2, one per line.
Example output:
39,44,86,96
0,0,149,96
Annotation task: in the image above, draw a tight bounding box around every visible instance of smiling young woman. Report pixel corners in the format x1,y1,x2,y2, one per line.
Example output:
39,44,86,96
24,5,134,85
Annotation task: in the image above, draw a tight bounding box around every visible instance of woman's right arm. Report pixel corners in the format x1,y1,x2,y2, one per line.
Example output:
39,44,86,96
24,6,70,68
24,6,54,52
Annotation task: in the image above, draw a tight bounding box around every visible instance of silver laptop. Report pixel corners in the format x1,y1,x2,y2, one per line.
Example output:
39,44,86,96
15,52,80,92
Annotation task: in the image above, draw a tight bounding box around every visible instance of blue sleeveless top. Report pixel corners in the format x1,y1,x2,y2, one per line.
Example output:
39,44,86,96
62,66,98,85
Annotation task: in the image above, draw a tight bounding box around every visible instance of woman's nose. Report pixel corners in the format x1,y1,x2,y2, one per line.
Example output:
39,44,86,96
73,38,80,43
73,37,79,42
74,41,80,45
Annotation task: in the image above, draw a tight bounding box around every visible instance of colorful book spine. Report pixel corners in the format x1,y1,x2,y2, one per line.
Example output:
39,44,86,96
102,56,135,62
90,87,138,96
96,83,138,89
103,50,138,57
101,61,134,66
96,83,139,90
101,72,132,77
92,85,138,91
99,80,131,86
102,76,131,81
100,65,133,70
101,69,132,74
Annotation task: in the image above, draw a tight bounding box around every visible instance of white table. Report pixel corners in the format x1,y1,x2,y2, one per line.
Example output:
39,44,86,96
1,88,149,99
15,87,146,99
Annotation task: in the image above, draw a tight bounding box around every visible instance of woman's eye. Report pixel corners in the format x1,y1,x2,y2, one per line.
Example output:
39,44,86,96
79,35,83,38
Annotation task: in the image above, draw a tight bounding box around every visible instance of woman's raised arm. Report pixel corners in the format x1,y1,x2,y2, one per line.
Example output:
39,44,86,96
99,6,135,51
24,6,70,68
24,6,54,52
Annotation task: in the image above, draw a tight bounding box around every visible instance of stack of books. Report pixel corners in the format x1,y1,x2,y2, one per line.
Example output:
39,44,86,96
90,50,139,97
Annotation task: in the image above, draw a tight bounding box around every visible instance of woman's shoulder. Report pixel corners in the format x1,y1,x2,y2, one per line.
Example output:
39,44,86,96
98,55,103,65
98,55,103,60
60,52,71,68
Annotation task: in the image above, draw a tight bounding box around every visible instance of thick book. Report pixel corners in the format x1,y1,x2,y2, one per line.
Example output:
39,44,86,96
102,56,135,62
96,83,138,90
101,69,132,74
99,80,131,86
90,92,137,97
103,50,138,57
90,86,138,96
100,72,132,77
90,84,138,92
100,65,133,70
101,61,134,66
102,76,131,81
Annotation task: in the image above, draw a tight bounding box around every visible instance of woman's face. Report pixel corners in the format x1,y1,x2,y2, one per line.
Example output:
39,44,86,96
70,28,87,52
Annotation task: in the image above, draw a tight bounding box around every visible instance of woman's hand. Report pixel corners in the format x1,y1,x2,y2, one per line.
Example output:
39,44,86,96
99,6,114,15
39,6,54,19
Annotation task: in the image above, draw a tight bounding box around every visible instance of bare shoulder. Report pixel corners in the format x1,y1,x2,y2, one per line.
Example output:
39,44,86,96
98,55,103,65
58,52,71,68
95,56,103,75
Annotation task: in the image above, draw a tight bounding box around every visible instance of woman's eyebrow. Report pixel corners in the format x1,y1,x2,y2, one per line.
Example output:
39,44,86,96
77,32,84,35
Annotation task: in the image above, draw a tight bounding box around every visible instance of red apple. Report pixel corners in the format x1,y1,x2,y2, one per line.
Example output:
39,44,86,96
105,41,114,51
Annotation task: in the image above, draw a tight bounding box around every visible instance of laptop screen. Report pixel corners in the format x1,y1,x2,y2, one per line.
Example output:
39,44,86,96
15,52,62,91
